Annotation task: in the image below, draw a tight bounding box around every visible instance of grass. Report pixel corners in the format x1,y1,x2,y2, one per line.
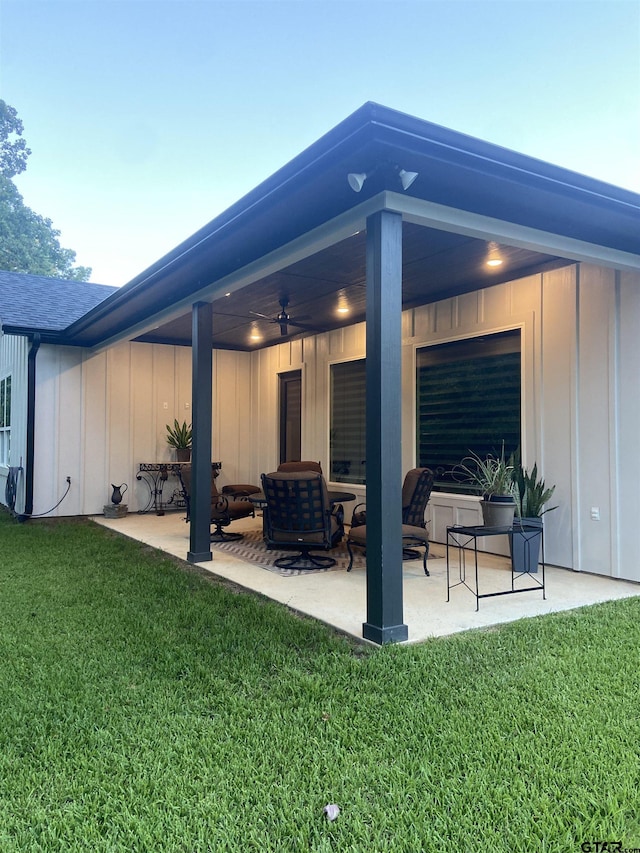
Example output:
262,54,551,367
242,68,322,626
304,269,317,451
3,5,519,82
0,511,639,852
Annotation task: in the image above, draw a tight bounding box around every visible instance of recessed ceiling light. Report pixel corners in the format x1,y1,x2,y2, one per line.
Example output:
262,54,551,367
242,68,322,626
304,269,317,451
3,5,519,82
486,241,503,268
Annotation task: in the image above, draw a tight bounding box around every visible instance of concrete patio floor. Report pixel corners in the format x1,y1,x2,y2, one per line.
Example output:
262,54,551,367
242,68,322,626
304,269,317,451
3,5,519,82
93,511,640,645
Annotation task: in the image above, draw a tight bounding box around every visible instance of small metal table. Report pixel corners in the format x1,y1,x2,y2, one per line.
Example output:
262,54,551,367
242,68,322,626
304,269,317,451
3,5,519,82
137,462,221,515
446,523,545,611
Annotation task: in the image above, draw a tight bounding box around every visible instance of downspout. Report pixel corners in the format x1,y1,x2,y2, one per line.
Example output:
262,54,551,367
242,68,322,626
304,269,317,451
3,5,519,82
24,332,41,518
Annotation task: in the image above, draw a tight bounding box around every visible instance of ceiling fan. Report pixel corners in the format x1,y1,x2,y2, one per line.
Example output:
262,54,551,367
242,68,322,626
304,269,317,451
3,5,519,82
250,297,320,337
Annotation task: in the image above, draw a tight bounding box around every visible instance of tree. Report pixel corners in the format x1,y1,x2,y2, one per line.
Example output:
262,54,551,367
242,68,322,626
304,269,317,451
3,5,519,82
0,100,91,280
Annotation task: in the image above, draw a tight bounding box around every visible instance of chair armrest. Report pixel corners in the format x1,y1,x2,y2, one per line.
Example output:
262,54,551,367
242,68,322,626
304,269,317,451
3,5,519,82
350,501,367,528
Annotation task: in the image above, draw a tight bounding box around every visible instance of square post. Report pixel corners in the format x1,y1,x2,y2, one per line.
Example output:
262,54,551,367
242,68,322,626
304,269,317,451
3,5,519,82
188,301,213,563
362,209,408,644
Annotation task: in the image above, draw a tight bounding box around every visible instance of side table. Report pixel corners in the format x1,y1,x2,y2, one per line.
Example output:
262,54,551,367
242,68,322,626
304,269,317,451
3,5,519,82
446,523,545,611
137,462,222,515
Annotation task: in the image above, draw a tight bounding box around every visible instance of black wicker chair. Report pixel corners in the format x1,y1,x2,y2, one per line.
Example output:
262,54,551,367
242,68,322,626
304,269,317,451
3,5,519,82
346,467,435,574
261,471,341,570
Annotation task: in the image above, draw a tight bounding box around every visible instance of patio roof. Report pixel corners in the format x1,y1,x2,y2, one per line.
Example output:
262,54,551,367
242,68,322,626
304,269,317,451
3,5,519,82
47,101,639,351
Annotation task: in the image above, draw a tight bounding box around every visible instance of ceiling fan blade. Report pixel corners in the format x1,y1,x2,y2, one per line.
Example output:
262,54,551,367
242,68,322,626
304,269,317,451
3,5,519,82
249,310,274,321
286,319,326,332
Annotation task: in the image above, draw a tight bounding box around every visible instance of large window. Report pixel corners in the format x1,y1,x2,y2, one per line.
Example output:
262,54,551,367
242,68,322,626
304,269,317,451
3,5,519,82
416,330,521,493
330,359,366,484
0,375,11,466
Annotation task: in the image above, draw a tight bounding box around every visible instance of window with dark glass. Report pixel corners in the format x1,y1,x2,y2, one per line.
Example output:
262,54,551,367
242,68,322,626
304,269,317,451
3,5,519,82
330,359,366,485
416,330,521,493
0,375,11,465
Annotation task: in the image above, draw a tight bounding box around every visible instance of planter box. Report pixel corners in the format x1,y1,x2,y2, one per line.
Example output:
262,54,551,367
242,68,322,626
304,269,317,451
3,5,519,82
509,518,542,574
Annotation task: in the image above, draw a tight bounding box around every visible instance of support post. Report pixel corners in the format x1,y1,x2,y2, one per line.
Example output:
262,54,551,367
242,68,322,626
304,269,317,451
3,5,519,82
188,301,213,563
362,209,408,644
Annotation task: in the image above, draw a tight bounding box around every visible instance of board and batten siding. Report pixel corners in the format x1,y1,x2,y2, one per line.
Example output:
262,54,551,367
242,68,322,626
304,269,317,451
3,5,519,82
31,341,252,517
19,260,640,582
247,263,640,582
0,333,29,513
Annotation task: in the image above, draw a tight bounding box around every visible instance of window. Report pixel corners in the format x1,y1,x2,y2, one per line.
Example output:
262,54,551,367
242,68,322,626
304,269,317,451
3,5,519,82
416,330,521,493
0,375,11,466
330,359,366,484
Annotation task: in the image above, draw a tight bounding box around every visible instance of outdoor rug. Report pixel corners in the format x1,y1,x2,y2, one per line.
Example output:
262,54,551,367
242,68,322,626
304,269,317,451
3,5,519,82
210,529,366,575
210,529,440,577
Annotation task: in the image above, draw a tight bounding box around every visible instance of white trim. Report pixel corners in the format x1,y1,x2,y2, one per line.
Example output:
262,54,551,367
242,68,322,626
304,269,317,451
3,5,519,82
384,191,640,273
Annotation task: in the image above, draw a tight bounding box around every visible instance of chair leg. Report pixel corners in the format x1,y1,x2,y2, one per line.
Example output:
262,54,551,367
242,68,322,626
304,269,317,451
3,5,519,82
274,551,336,570
210,520,243,542
423,542,430,576
346,540,355,571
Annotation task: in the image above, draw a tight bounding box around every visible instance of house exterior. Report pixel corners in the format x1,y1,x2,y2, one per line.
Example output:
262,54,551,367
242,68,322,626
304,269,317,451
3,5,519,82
1,103,639,642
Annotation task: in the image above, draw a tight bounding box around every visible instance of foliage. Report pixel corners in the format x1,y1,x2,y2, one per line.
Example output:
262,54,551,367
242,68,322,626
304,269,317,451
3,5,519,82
0,99,91,280
512,461,557,518
0,510,639,851
454,445,515,498
165,418,192,449
0,100,31,178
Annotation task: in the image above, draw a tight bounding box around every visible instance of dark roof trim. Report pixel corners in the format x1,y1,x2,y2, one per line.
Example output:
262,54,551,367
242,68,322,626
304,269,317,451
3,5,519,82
58,102,640,348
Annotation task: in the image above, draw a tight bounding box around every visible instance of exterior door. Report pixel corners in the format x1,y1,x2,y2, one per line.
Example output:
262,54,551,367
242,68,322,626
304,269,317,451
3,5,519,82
279,370,301,464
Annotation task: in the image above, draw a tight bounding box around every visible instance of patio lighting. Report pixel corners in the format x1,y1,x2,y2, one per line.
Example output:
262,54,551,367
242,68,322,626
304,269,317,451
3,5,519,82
347,165,419,193
486,242,504,268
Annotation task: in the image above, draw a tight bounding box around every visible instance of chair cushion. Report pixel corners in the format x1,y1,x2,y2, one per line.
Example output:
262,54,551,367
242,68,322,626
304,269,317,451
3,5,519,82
401,523,430,543
276,461,322,474
347,525,367,545
348,524,429,545
213,498,254,521
221,484,260,496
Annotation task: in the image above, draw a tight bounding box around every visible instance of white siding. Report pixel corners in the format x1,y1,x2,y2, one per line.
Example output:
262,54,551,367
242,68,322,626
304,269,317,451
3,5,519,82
31,342,252,516
0,333,29,513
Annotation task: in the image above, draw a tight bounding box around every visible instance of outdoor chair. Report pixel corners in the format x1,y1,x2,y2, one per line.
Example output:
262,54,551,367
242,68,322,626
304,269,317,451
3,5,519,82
178,464,255,542
261,470,341,569
276,460,323,474
346,467,435,574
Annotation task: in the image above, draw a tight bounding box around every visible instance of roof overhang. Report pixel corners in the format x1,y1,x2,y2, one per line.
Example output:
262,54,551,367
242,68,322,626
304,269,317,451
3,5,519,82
55,102,640,350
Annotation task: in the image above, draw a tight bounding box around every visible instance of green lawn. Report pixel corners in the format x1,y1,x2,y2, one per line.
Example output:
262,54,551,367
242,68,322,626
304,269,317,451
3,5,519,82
0,511,639,852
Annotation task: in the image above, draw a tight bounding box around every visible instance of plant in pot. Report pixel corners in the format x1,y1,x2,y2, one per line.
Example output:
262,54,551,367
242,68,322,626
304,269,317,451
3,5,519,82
509,462,556,574
166,419,192,462
454,446,516,527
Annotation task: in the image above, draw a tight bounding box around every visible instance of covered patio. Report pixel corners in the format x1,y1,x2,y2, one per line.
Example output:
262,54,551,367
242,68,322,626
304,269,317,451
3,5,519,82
93,511,640,644
53,103,640,645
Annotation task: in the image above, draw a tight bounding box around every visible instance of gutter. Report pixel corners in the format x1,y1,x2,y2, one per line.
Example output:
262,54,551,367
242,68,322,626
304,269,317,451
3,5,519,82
24,332,40,518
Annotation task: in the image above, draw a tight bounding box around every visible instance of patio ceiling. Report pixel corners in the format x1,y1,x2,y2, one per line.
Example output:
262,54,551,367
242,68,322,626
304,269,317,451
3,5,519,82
132,223,564,350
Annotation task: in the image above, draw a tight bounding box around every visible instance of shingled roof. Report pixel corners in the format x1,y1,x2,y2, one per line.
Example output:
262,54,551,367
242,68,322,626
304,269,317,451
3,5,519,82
0,271,118,336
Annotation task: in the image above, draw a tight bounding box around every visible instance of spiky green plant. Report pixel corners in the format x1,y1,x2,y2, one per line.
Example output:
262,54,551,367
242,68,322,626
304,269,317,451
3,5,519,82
512,462,557,518
165,419,192,450
454,445,515,498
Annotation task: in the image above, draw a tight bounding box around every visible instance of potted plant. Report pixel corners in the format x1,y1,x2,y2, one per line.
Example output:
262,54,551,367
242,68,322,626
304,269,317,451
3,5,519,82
165,419,192,462
454,446,516,527
509,462,556,573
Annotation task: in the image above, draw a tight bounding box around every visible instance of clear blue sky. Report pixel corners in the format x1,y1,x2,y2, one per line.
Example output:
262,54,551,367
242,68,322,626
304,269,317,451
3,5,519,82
1,0,639,286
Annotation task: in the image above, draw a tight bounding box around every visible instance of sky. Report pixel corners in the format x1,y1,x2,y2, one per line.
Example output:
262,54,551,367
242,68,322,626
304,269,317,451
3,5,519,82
1,0,639,287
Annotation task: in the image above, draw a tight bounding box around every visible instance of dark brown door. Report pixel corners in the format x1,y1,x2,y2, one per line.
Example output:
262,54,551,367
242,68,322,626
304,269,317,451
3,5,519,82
279,370,301,464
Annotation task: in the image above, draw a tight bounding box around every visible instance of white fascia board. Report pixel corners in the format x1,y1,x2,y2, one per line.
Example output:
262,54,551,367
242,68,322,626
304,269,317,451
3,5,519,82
384,191,640,273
